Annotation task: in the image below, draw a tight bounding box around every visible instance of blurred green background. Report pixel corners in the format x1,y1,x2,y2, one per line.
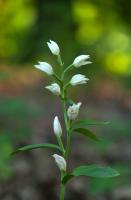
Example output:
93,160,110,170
0,0,131,200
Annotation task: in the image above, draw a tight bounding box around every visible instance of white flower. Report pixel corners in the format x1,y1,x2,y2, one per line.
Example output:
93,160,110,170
34,62,53,75
47,40,60,56
73,55,92,68
45,83,60,96
53,116,62,137
67,102,82,120
70,74,89,86
53,154,66,171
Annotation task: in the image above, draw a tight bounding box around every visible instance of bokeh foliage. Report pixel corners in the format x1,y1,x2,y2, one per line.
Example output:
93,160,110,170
0,0,131,77
0,97,42,180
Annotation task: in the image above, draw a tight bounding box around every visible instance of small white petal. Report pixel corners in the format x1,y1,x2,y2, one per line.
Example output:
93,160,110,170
53,116,62,137
70,74,89,86
67,102,82,120
45,83,60,96
73,55,91,68
47,40,60,55
53,154,66,171
34,62,53,75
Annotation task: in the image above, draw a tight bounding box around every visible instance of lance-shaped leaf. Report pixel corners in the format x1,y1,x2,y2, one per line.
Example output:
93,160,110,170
62,165,120,184
12,143,62,155
74,128,99,141
72,119,110,128
72,165,120,178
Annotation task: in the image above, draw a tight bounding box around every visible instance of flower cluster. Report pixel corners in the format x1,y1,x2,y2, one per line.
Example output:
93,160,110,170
13,38,120,200
34,40,91,172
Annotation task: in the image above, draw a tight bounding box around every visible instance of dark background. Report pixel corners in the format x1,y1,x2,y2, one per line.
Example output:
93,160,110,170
0,0,131,199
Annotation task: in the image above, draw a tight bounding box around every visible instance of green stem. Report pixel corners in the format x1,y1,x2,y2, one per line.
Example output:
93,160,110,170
65,131,70,159
57,54,64,80
64,82,70,90
57,54,63,68
57,136,65,155
60,182,65,200
61,88,71,159
57,59,72,200
53,73,62,85
63,100,68,131
63,64,73,74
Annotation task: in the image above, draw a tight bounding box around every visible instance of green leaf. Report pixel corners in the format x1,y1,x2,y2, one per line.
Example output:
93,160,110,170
72,165,120,178
12,143,62,155
62,165,120,184
74,128,99,141
72,120,110,128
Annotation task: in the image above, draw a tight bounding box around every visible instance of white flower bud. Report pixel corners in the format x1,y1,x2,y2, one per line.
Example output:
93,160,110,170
53,154,66,171
45,83,61,96
73,55,92,68
47,40,60,56
67,102,82,120
34,62,53,75
70,74,89,86
53,116,62,137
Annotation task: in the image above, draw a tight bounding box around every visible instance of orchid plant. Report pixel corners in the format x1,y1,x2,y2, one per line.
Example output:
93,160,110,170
13,40,120,200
